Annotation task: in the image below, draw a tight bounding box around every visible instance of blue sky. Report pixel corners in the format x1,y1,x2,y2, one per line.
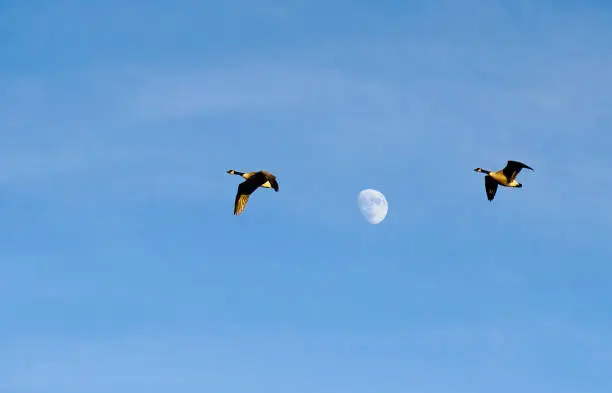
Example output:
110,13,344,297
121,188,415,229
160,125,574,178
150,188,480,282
1,1,611,392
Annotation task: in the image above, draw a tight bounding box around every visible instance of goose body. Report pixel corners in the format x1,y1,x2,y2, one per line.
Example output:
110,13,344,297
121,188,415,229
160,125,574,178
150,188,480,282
473,160,533,201
227,169,279,215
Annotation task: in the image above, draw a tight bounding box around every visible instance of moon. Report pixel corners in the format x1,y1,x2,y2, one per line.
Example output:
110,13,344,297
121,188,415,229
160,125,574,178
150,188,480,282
357,189,388,224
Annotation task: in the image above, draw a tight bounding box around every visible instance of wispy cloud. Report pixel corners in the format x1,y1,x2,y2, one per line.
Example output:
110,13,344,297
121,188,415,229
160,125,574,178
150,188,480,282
2,27,611,230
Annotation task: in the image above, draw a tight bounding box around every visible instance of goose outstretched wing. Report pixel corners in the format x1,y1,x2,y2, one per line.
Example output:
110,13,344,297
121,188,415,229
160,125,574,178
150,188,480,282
485,175,498,201
502,160,533,182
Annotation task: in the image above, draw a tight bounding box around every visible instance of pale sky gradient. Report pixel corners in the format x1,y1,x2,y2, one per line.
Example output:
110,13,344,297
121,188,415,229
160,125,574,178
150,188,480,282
1,1,611,392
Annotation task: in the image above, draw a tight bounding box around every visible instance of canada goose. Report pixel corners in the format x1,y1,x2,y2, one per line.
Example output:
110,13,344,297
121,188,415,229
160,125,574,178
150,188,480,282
226,169,279,215
473,160,534,201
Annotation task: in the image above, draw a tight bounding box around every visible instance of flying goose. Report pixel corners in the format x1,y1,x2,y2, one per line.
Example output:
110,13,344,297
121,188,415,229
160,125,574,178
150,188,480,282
226,169,279,215
473,160,534,201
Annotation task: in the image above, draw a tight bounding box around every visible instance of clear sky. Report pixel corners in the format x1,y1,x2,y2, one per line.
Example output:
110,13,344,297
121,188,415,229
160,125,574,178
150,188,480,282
1,1,611,392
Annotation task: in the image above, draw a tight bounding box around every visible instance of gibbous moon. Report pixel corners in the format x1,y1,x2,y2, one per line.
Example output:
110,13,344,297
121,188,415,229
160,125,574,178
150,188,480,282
357,189,388,224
